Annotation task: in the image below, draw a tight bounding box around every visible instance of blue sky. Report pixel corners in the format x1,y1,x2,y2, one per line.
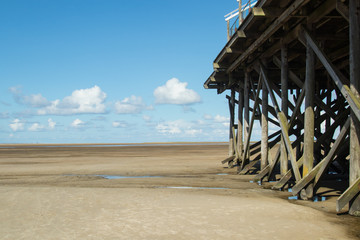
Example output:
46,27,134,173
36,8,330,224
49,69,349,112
1,0,241,144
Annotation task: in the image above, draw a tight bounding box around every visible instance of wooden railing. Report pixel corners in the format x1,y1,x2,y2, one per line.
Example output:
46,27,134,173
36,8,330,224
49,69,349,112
225,0,258,40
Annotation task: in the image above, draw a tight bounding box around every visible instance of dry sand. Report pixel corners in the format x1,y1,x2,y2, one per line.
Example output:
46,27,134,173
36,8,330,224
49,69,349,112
0,143,359,240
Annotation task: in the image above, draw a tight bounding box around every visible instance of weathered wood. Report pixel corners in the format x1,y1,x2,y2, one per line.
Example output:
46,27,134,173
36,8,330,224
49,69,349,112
272,156,304,190
303,36,315,178
337,177,360,213
349,0,360,216
291,118,350,196
307,0,336,24
260,63,302,182
300,27,360,123
336,0,349,22
244,73,250,162
261,74,269,170
227,0,311,73
239,76,262,171
228,89,236,156
221,155,235,164
237,86,244,165
241,134,281,175
280,44,289,176
254,165,270,182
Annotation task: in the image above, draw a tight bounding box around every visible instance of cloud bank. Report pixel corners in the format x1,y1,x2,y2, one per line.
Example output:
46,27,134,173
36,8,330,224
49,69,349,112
114,95,152,114
38,86,107,115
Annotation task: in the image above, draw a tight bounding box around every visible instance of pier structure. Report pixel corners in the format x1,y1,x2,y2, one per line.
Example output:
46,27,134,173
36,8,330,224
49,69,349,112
204,0,360,215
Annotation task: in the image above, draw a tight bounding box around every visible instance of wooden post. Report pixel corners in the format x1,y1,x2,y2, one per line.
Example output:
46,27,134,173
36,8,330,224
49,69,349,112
261,74,269,170
229,88,236,156
280,43,289,176
302,31,315,199
244,72,250,161
349,0,360,216
239,0,243,24
237,85,244,163
227,20,230,41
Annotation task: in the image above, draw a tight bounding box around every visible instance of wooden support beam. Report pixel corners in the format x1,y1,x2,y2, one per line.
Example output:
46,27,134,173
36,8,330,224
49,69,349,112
221,155,235,165
237,86,244,165
228,89,236,156
272,156,304,190
337,177,360,212
281,44,289,176
261,73,269,170
303,35,315,184
349,0,360,216
254,165,270,182
299,27,360,123
227,0,311,73
260,63,302,182
307,0,336,24
240,134,281,175
336,0,349,22
291,118,350,196
239,76,262,171
244,73,250,162
252,7,283,18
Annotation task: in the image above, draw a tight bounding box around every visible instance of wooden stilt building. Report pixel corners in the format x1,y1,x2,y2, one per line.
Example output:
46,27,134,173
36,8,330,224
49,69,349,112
204,0,360,216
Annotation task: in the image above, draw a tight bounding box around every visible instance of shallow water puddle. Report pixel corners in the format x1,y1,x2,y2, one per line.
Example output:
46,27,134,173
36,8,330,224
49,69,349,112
288,195,327,202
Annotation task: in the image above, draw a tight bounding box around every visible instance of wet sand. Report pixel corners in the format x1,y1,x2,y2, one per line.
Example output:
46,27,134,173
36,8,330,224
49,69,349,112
0,143,359,239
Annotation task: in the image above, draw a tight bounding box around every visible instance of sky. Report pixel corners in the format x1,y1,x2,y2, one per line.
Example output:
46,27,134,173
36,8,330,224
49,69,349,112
1,0,244,144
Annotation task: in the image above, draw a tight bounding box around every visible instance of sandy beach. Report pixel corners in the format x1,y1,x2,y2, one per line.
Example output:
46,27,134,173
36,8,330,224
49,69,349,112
0,143,359,239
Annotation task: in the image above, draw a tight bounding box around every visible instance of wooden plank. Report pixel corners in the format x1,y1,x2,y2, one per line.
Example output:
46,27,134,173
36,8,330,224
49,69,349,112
239,76,262,171
280,44,289,176
337,177,360,212
228,89,236,156
300,27,360,123
253,7,283,17
254,165,270,182
261,74,269,170
307,0,336,24
237,86,244,165
315,119,350,184
349,0,360,216
260,63,302,182
227,0,311,73
336,0,349,22
244,73,250,162
272,156,304,190
303,38,315,177
221,155,235,164
278,112,302,182
241,134,281,175
291,118,350,196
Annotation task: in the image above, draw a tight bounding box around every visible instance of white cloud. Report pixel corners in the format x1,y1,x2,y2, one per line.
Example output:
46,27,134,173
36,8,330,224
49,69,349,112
112,121,128,128
214,115,229,123
115,95,152,114
10,86,50,108
48,118,56,129
156,119,202,137
203,114,213,120
9,119,25,131
28,123,44,132
71,119,85,128
38,85,107,115
154,78,201,105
